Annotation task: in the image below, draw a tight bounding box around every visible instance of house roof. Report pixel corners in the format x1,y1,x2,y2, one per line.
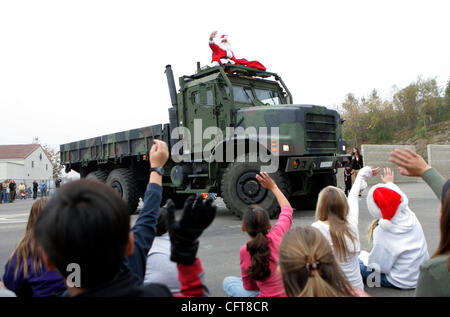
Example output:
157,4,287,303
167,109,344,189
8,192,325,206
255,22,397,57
0,144,41,159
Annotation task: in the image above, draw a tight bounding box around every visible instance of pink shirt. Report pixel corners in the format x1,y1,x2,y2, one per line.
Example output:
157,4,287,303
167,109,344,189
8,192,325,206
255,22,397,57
240,205,293,297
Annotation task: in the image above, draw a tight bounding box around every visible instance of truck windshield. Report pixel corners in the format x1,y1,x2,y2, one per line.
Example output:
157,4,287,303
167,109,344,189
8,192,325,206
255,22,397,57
223,85,282,105
254,88,281,105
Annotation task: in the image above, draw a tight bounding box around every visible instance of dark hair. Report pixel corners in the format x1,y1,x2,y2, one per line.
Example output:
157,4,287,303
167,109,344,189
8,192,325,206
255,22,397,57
156,207,168,237
34,179,131,289
243,205,271,281
352,148,361,156
433,180,450,272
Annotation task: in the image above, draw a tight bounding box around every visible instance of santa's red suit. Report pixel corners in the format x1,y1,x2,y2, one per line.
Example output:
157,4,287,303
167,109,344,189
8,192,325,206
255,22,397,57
209,35,266,71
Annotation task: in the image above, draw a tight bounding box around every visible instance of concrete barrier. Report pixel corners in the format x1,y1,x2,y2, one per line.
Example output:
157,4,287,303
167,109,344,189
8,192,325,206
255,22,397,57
428,144,450,180
361,144,420,185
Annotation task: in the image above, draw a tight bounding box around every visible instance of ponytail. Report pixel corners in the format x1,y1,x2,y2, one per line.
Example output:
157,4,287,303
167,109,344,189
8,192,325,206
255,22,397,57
367,219,379,243
246,231,271,281
243,206,272,281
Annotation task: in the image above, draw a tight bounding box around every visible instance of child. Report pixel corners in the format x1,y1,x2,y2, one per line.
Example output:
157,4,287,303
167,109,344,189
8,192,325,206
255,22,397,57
311,165,380,291
344,157,353,197
3,198,67,297
223,172,293,297
278,226,368,297
360,167,430,289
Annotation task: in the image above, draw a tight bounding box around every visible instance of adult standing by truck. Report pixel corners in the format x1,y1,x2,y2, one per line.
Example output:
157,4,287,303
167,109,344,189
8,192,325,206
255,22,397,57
351,148,364,195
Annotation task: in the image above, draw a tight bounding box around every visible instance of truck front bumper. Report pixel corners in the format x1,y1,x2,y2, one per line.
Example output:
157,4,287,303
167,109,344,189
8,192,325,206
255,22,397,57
284,155,348,173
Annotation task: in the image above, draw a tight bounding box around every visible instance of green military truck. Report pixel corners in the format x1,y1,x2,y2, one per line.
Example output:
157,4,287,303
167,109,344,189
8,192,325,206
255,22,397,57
60,64,347,218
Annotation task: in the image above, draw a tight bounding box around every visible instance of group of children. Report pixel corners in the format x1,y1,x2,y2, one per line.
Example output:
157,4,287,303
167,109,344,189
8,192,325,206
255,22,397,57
1,140,449,298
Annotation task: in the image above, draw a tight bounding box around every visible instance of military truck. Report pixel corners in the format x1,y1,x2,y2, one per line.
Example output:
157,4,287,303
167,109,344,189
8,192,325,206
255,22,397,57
60,64,347,218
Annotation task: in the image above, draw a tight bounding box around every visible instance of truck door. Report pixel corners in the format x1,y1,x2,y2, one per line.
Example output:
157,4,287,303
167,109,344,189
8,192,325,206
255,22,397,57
185,83,217,156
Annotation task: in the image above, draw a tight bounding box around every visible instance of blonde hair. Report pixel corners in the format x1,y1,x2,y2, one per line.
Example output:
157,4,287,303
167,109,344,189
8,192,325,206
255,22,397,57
8,198,49,278
278,226,355,297
315,186,357,262
367,219,379,243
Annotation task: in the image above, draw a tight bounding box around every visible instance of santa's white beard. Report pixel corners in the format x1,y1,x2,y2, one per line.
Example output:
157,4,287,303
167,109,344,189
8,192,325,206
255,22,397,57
219,41,231,51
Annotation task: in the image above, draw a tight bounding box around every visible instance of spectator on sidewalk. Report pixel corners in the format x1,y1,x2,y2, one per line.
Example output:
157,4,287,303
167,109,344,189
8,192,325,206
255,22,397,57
32,180,38,200
9,180,16,203
39,180,47,198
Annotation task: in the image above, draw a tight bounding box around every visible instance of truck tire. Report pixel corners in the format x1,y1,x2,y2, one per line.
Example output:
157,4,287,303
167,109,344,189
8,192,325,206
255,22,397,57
106,168,140,214
221,155,291,219
86,170,108,183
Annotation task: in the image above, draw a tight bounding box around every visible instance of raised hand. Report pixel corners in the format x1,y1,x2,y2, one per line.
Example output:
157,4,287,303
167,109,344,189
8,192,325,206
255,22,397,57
389,148,431,177
167,195,217,265
149,139,169,168
256,172,278,191
380,167,395,184
371,167,382,177
209,31,218,41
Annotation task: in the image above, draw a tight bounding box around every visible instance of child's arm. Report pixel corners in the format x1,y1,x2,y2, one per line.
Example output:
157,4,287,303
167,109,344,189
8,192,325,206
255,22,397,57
255,172,290,208
347,166,380,227
256,172,293,239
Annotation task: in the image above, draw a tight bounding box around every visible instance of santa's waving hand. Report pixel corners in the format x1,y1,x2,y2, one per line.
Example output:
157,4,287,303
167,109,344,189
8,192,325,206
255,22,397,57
209,31,234,66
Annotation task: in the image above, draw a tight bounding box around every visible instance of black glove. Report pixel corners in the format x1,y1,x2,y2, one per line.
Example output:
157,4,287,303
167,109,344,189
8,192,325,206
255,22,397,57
167,194,217,265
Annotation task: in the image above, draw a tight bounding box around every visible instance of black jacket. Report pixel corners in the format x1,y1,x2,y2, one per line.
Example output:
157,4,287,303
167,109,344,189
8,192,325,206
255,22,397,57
351,155,363,170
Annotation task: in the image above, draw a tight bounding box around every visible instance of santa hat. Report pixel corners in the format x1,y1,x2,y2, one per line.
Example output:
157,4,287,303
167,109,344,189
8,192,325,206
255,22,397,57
372,187,402,221
366,182,408,221
220,34,228,42
367,182,418,234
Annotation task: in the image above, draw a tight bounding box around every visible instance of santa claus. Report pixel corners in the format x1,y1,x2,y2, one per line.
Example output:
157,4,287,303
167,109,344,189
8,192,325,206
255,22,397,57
208,31,266,71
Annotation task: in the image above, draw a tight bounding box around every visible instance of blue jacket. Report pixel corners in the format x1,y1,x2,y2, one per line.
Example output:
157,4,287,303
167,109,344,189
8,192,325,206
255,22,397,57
121,182,162,285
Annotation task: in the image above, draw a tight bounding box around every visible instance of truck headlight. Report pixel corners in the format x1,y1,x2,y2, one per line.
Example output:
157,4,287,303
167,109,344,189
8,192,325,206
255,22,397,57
283,144,290,152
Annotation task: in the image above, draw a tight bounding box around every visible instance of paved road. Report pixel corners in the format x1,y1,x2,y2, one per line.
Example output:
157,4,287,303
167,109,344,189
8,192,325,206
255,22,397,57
0,182,441,297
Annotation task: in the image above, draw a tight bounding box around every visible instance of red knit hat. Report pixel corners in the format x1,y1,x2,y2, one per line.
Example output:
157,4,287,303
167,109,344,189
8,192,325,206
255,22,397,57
373,187,402,221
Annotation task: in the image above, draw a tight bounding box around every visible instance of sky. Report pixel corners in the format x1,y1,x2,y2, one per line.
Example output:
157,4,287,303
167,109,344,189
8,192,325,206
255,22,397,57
1,0,449,152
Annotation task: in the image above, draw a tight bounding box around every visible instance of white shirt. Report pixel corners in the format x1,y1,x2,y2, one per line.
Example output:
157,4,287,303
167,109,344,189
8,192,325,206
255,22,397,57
143,233,180,294
311,167,371,291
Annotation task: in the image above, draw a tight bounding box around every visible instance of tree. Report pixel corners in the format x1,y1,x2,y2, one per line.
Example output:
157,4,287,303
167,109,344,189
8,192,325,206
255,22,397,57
340,93,368,149
32,137,63,179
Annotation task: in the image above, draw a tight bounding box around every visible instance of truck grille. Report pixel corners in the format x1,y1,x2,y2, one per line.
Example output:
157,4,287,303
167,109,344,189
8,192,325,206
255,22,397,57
305,113,337,151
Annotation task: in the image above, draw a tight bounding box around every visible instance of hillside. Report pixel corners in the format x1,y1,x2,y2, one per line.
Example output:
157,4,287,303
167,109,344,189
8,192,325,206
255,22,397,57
388,120,449,160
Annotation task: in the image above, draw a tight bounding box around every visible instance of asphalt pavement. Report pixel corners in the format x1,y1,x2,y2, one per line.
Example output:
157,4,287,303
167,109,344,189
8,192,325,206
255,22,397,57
0,181,441,297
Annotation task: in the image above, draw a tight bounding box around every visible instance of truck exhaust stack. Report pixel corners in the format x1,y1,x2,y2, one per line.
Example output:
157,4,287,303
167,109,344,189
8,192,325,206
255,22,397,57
165,65,178,107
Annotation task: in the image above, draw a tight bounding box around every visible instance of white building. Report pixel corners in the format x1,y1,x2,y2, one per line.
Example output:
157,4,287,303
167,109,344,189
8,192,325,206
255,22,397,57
0,144,53,186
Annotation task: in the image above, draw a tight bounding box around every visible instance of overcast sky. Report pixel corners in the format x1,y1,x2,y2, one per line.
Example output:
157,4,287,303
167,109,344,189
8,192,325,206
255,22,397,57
1,0,449,151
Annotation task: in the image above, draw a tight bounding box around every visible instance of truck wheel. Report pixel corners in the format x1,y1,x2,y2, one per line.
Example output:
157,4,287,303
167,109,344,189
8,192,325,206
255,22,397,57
106,168,139,214
221,156,291,219
86,170,108,183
